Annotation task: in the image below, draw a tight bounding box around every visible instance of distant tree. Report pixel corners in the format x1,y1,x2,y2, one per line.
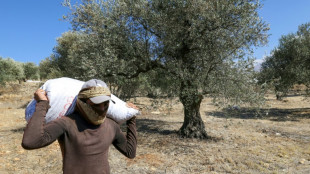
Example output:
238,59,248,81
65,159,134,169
258,22,310,99
208,58,265,108
59,0,268,138
0,57,24,85
23,62,40,80
39,57,63,80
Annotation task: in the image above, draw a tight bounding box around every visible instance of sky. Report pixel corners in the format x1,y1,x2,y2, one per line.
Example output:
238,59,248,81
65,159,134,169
253,0,310,68
0,0,310,65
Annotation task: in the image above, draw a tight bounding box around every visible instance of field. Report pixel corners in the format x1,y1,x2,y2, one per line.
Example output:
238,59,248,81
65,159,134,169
0,82,310,174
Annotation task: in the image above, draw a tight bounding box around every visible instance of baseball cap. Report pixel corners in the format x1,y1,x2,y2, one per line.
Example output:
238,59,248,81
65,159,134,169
79,79,112,104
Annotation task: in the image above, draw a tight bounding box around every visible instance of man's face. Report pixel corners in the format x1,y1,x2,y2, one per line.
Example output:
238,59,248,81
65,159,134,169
87,99,110,116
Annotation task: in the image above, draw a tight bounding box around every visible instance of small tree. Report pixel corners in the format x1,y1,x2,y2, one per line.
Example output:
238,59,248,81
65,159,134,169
23,62,40,80
39,57,63,80
0,57,24,85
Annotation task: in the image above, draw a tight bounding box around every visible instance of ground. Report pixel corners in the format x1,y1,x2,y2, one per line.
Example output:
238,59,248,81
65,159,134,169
0,82,309,174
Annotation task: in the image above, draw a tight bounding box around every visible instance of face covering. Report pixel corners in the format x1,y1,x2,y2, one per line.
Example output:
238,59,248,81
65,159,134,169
90,101,109,116
76,86,111,125
76,98,107,125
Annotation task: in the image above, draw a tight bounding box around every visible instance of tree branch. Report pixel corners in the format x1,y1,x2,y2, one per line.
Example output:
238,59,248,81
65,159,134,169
103,59,166,79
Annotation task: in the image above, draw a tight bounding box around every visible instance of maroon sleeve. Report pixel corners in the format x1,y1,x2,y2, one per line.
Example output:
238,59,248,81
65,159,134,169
112,117,137,159
21,100,66,149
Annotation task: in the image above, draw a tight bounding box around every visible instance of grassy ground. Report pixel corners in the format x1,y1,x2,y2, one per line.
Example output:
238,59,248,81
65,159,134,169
0,82,309,174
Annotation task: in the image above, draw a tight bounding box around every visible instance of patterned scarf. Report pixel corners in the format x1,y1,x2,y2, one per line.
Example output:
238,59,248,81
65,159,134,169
76,98,106,125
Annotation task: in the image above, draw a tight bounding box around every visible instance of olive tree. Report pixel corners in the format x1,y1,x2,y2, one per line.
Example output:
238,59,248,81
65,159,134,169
58,0,268,138
258,22,310,99
23,62,40,80
39,57,62,80
0,57,25,85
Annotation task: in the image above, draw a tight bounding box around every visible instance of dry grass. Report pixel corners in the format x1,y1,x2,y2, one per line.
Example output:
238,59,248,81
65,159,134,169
0,83,310,174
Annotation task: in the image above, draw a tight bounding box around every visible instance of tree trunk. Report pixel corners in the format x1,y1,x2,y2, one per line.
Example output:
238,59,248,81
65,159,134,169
178,81,208,139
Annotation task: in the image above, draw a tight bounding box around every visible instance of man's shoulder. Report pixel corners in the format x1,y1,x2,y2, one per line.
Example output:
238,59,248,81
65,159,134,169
56,113,80,125
105,117,119,125
59,113,73,120
104,117,122,130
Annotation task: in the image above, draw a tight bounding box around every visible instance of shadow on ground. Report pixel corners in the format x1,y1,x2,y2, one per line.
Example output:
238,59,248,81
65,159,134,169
7,118,221,141
129,118,221,141
135,118,180,136
10,126,25,133
207,107,310,121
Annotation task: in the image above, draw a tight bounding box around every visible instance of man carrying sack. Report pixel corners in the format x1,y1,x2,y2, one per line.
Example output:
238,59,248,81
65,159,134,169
22,79,138,174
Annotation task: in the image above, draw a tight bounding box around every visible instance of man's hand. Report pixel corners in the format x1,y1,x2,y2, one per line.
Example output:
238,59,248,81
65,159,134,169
126,102,139,110
34,89,48,101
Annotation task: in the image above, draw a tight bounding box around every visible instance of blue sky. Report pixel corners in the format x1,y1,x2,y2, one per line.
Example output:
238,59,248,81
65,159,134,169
1,0,310,65
254,0,310,67
0,0,72,64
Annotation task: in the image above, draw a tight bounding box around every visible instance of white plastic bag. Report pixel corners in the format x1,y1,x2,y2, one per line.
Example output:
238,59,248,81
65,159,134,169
25,77,139,123
108,94,140,122
25,77,84,123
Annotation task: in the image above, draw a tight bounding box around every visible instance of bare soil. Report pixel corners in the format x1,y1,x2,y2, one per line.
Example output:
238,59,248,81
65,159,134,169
0,83,309,174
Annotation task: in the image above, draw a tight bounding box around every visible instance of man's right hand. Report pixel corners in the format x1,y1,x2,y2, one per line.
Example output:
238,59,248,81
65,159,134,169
34,89,48,101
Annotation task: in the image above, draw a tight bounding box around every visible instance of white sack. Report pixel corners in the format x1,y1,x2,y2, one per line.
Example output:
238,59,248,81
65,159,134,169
25,77,140,123
108,94,140,122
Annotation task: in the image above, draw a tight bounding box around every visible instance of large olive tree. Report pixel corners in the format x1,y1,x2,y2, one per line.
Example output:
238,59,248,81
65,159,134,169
56,0,268,138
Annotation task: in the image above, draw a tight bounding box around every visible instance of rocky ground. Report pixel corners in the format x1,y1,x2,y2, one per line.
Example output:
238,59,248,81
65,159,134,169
0,82,309,174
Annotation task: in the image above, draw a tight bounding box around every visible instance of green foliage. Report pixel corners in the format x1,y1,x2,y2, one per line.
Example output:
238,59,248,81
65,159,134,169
258,22,310,99
208,58,265,108
23,62,40,80
52,31,118,80
56,0,268,137
58,0,268,101
0,57,25,85
39,57,63,80
139,69,180,98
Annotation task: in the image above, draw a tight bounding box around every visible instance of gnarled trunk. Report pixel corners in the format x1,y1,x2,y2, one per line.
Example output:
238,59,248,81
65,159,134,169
178,81,208,139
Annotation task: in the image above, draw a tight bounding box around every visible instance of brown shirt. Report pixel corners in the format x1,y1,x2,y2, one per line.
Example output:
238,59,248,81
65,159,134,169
22,100,137,174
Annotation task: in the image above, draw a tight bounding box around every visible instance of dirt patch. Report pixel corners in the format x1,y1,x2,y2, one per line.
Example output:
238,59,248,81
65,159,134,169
0,83,310,173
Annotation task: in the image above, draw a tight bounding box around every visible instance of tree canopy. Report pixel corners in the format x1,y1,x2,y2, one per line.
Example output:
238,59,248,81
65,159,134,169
51,0,269,138
23,62,40,80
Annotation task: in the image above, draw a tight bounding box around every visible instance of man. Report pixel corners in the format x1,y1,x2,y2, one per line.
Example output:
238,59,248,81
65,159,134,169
22,79,137,174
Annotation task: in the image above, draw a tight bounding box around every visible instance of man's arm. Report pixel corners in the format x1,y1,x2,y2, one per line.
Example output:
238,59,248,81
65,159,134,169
112,117,137,159
21,89,66,149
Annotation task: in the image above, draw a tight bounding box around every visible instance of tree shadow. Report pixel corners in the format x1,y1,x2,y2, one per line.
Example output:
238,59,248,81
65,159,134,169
207,107,310,122
10,126,25,133
120,118,221,141
127,118,180,136
0,126,25,136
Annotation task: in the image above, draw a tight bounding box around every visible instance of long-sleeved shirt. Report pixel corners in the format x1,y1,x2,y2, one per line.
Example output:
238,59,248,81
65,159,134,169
22,100,137,174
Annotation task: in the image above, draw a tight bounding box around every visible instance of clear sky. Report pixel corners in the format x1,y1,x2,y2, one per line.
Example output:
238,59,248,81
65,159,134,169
1,0,310,65
254,0,310,66
0,0,72,64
